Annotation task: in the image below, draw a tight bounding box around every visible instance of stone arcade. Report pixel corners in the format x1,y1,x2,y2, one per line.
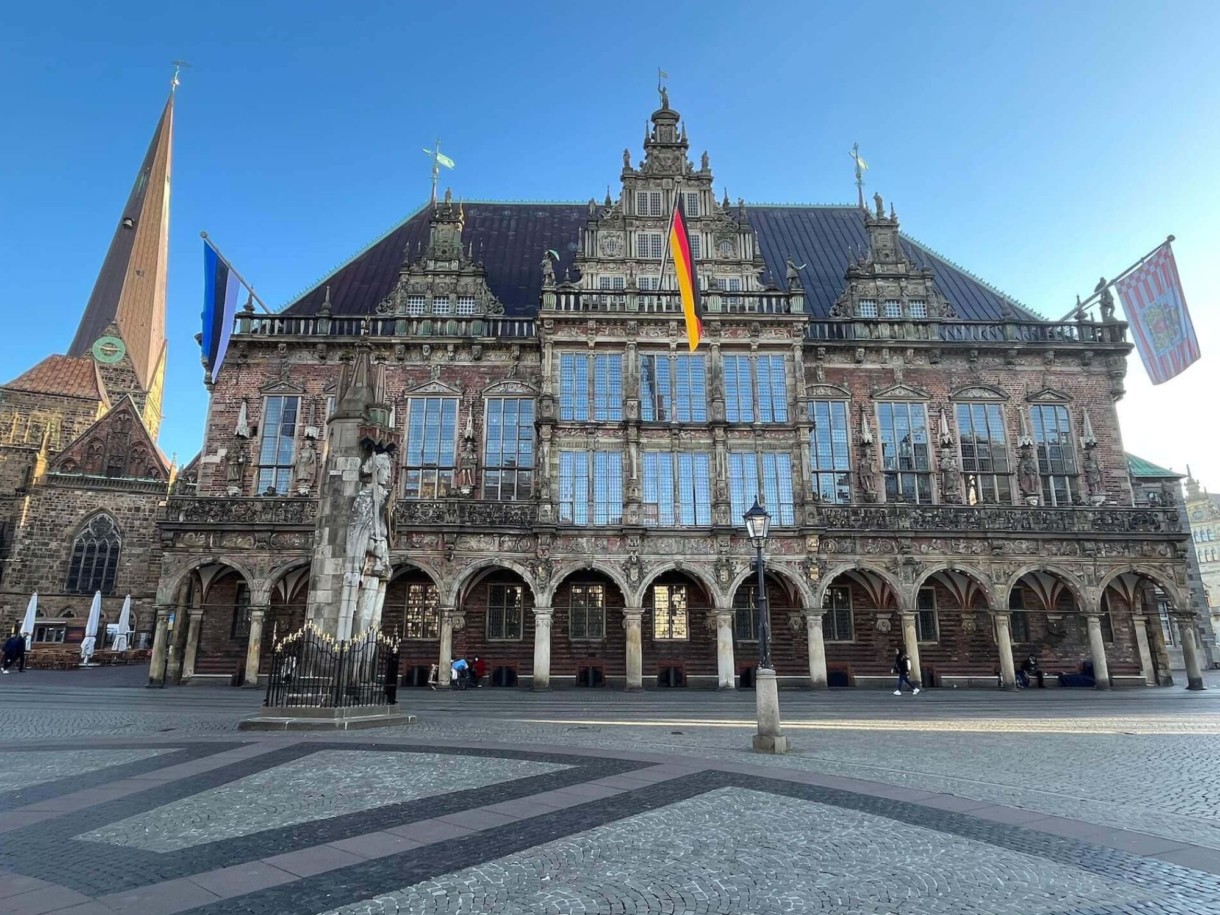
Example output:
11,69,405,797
1,86,1204,691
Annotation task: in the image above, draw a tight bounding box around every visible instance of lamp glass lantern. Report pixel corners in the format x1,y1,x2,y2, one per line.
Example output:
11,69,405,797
743,498,771,549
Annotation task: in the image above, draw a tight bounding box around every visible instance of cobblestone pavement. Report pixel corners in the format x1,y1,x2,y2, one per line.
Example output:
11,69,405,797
2,672,1220,913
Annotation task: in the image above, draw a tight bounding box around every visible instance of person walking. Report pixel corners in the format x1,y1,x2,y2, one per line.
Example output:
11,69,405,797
893,647,920,696
472,656,486,688
2,632,26,673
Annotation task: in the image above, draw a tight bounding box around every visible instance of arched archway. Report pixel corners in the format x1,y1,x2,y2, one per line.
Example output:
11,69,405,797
912,567,992,683
641,569,717,688
384,563,442,687
450,562,536,688
1006,568,1091,679
816,565,902,687
729,567,806,685
1100,568,1183,686
183,560,255,681
550,567,629,688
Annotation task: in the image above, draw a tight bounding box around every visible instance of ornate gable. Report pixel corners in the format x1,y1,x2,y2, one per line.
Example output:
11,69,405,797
872,383,931,401
950,384,1009,401
405,379,463,397
806,383,852,400
1026,388,1072,404
50,396,169,482
483,379,538,397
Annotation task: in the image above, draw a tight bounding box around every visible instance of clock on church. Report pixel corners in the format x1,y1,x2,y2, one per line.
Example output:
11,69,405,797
92,335,126,364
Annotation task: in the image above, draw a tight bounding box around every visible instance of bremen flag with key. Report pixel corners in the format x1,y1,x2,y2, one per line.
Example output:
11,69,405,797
668,196,703,351
1115,241,1200,384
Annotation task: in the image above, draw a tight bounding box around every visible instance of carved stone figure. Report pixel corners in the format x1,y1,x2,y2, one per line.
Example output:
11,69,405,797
1084,447,1104,502
294,437,318,494
346,451,393,635
1096,277,1116,322
940,449,962,503
874,192,885,219
1017,448,1040,503
858,451,879,503
456,435,478,496
701,150,709,170
623,148,631,168
541,252,555,287
659,85,669,109
785,258,804,290
225,441,249,495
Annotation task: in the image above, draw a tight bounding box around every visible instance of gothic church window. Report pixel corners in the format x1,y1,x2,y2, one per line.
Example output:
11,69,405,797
723,354,788,423
558,451,623,525
640,353,707,422
559,353,622,421
876,402,932,504
66,514,121,595
256,395,300,495
651,584,689,640
641,451,712,527
487,584,524,641
809,400,852,504
955,403,1012,504
728,452,795,526
483,398,534,500
404,582,439,639
403,397,458,499
1029,404,1077,506
569,583,606,640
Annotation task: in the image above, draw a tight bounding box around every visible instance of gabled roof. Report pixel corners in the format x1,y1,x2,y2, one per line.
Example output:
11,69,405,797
50,395,170,482
2,355,104,401
1126,453,1182,480
281,202,1036,322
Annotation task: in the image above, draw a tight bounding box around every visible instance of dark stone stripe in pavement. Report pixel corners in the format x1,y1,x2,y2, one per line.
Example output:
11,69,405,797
0,743,644,898
0,742,246,813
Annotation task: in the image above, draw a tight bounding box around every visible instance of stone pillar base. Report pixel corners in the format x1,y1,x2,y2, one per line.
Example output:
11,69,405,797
753,667,789,755
752,734,790,754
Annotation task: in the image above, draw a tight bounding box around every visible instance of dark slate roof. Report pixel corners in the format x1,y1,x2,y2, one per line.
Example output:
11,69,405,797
282,202,1035,322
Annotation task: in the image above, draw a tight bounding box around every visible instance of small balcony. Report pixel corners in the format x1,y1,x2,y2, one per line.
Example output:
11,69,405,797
233,314,536,339
163,497,318,527
808,502,1181,536
546,289,799,316
394,499,537,530
806,318,1129,346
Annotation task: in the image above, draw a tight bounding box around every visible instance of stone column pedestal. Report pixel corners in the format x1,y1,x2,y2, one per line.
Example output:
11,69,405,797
752,668,789,754
900,611,923,686
438,607,457,682
1131,615,1156,685
533,606,553,690
146,605,171,687
181,609,204,681
994,611,1016,689
623,608,643,690
243,607,267,688
1085,613,1111,690
1178,614,1207,690
714,611,735,689
804,610,827,689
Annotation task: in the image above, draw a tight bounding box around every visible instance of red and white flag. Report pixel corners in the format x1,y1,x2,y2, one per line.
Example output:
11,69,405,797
1115,242,1200,385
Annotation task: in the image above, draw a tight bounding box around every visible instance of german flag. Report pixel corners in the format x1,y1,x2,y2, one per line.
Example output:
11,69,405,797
667,196,703,351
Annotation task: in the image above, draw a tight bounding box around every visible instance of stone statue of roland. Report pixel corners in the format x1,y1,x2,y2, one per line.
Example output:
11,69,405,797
344,451,393,637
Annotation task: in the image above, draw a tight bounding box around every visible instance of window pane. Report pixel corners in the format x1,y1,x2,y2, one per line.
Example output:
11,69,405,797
652,584,689,639
403,397,458,499
877,402,932,504
483,398,534,500
810,399,852,503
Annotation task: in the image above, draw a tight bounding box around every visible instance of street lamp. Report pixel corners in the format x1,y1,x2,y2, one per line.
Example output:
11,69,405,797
743,497,788,754
743,498,772,670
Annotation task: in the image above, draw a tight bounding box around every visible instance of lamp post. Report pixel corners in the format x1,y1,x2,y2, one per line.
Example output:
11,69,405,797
744,498,788,754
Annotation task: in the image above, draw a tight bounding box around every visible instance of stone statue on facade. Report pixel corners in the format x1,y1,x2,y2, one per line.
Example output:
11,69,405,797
1096,278,1116,322
294,436,318,495
659,85,669,109
225,441,249,496
345,451,393,636
1083,447,1105,503
541,252,555,287
456,435,478,496
940,449,962,503
701,150,709,171
858,451,879,503
874,192,885,219
785,258,804,290
623,148,631,168
1017,447,1040,504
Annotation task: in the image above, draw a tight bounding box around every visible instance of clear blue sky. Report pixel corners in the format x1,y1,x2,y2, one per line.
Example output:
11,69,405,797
3,0,1218,485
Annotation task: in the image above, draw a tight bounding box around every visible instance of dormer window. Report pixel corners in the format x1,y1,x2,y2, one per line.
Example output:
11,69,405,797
858,299,878,318
684,193,700,217
433,295,451,315
636,191,663,217
406,295,426,317
456,295,477,316
883,300,902,319
908,300,928,318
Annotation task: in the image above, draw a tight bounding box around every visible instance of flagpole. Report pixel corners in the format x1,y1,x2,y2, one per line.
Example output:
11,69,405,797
200,231,272,313
1057,234,1175,322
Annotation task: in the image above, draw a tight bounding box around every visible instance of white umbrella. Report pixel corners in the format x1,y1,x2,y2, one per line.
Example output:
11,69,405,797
114,595,133,651
80,591,102,665
21,592,37,649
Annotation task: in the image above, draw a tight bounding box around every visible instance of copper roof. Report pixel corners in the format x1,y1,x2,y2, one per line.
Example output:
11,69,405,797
3,355,103,400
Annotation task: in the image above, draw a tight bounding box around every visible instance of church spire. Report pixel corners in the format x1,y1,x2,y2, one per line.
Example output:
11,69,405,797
67,86,175,405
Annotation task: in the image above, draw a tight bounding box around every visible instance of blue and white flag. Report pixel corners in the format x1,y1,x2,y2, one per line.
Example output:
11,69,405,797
201,238,241,383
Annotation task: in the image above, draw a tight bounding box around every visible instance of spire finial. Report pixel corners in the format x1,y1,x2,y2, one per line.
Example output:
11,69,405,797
657,67,669,109
171,60,190,93
850,143,868,210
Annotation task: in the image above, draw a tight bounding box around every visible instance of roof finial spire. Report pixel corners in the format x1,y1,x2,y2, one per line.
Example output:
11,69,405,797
421,139,455,206
171,60,190,93
850,142,868,210
657,67,669,109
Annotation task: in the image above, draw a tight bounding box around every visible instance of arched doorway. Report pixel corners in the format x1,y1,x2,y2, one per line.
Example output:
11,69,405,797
1101,570,1182,685
913,568,991,686
453,564,536,688
182,561,254,682
260,564,310,677
730,570,802,687
384,564,441,687
1008,570,1089,680
641,570,716,688
551,568,627,688
818,567,901,687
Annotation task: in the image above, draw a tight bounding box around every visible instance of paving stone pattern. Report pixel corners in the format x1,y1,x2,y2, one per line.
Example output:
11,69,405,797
0,749,171,793
81,750,570,852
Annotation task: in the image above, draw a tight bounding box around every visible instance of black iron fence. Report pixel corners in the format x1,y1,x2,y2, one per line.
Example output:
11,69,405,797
264,623,400,709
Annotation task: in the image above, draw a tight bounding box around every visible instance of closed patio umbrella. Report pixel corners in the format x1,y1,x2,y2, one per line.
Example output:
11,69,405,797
81,591,102,665
21,592,37,649
114,595,133,651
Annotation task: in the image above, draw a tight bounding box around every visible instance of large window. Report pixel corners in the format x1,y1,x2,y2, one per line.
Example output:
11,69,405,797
728,452,795,526
635,233,664,259
876,402,932,504
1029,404,1077,506
641,452,712,527
487,584,524,641
1008,588,1030,642
809,400,852,503
640,353,707,422
569,583,606,640
256,395,300,494
915,587,939,642
558,451,623,525
404,582,439,639
559,353,622,422
822,586,854,642
483,398,534,500
723,355,788,423
636,190,663,216
652,584,689,640
956,403,1011,503
66,514,121,594
733,585,759,642
229,582,251,639
403,397,458,499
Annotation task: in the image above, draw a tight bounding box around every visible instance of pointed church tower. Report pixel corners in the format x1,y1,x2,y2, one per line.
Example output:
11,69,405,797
66,87,175,439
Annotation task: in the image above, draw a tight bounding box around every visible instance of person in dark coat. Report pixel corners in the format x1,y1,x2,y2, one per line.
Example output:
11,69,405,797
893,647,920,696
2,633,26,673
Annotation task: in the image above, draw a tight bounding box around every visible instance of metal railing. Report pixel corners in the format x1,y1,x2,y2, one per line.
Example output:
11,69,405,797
264,624,399,709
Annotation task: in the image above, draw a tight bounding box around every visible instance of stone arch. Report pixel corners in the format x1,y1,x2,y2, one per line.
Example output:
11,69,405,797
912,564,994,611
385,561,443,640
633,564,719,609
445,557,538,608
158,556,257,606
547,561,632,608
726,563,815,612
1004,565,1087,613
814,563,903,611
1098,567,1185,615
